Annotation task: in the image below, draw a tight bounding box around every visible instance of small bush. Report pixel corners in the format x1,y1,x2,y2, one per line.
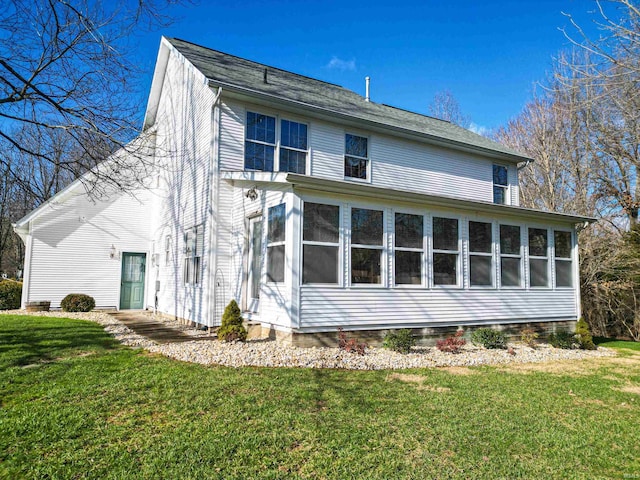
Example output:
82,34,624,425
60,293,95,312
575,318,596,350
436,330,466,354
548,330,576,349
218,299,247,342
520,328,539,348
383,329,415,354
471,328,507,349
0,280,22,310
338,328,367,355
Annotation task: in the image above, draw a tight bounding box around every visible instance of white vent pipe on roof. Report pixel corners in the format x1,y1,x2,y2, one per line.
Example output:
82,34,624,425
365,76,370,102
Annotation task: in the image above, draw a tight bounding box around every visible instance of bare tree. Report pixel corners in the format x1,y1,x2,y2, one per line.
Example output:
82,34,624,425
428,89,471,128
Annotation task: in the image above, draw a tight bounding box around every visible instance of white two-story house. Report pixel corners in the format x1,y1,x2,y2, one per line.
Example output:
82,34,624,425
14,37,593,345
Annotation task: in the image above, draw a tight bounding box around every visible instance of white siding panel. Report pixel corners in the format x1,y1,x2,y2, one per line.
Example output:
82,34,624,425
219,100,245,171
310,120,343,179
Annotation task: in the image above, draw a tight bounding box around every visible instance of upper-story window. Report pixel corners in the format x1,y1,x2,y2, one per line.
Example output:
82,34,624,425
245,112,308,173
345,134,369,180
493,165,508,204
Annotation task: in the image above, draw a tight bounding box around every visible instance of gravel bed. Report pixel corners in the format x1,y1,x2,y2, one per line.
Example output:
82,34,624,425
2,310,616,370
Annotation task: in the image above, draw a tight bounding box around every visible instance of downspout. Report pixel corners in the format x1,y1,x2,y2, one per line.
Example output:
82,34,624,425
207,86,223,328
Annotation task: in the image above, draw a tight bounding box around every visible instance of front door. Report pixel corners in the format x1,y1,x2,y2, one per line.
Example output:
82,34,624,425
120,253,146,310
247,217,262,312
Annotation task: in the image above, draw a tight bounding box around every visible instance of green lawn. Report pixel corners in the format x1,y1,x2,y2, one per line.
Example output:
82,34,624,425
1,315,639,479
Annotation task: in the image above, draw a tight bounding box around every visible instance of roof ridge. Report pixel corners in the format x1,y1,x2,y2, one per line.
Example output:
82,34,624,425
380,103,452,125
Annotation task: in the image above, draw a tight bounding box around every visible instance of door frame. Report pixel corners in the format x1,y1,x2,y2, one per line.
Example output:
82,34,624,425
119,252,147,310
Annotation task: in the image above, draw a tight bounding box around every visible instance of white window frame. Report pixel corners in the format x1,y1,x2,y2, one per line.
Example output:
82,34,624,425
164,235,172,266
468,219,495,289
349,205,385,286
553,229,574,289
301,201,342,286
183,225,203,286
528,226,550,289
393,210,425,287
493,164,509,205
344,132,371,183
266,203,286,284
431,215,461,288
499,223,523,289
244,110,309,174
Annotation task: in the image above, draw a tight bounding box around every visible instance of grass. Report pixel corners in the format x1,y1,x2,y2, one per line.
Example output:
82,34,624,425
1,315,639,479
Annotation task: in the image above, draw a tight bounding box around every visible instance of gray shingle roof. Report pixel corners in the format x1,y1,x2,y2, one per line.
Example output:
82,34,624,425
166,37,530,163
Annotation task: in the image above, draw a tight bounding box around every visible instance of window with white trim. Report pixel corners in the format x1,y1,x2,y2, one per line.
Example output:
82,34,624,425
345,134,369,180
303,203,340,284
279,120,308,174
432,217,459,286
183,225,203,285
245,112,276,171
394,213,423,285
469,221,493,287
164,235,172,266
500,224,521,287
493,165,508,204
529,227,549,287
351,207,383,284
554,230,573,287
266,204,286,283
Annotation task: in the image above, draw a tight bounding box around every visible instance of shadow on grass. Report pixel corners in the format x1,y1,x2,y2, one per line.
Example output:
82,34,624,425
0,315,121,369
595,336,640,351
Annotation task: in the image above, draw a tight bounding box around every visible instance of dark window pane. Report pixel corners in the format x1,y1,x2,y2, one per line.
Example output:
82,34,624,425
500,225,520,255
395,251,422,285
303,245,338,284
395,213,423,249
529,228,548,257
469,221,492,253
433,217,458,251
268,204,286,242
470,256,492,286
493,165,508,186
345,134,368,157
279,148,306,173
556,260,573,287
554,231,572,258
246,112,275,143
501,257,520,286
345,156,368,179
267,245,285,282
530,258,548,287
433,252,457,285
303,203,339,243
493,186,506,204
281,120,307,150
351,248,381,284
351,208,383,246
244,141,274,171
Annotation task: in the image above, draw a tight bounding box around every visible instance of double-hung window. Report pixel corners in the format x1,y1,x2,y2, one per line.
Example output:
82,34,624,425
493,165,508,204
394,213,423,285
245,112,276,171
345,134,369,180
528,228,549,287
500,225,521,287
554,230,573,287
469,221,493,286
266,204,286,283
279,120,308,174
351,208,383,284
164,235,172,266
183,225,203,285
303,203,340,284
432,217,459,286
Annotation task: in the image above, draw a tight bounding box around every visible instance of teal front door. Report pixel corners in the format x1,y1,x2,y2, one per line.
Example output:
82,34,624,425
120,253,146,309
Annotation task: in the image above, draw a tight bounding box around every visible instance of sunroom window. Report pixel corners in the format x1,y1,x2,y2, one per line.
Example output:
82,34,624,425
529,228,549,287
493,165,508,204
303,203,340,284
351,208,383,284
345,134,369,180
266,204,286,283
433,217,459,286
395,213,423,285
500,224,521,287
469,221,493,286
279,120,308,174
245,112,276,171
554,230,573,287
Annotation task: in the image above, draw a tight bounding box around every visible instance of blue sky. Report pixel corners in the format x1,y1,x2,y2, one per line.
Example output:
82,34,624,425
130,0,610,132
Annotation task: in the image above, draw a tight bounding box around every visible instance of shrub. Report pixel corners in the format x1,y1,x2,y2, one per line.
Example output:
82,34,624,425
217,299,247,342
338,328,367,355
0,280,22,310
548,330,576,349
436,330,466,354
575,317,596,350
471,328,507,349
383,329,415,354
60,293,95,312
520,328,539,348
